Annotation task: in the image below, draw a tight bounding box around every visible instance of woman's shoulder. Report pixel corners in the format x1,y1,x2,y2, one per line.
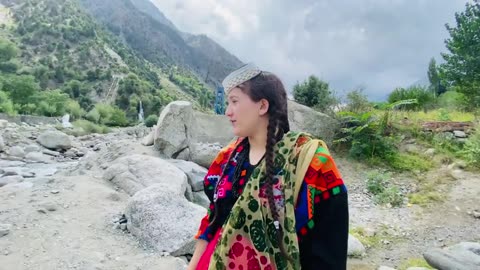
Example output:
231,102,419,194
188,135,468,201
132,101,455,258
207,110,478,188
283,131,331,156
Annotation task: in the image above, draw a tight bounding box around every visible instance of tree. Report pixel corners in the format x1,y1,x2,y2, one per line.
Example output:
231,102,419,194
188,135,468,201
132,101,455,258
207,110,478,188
293,75,337,112
1,75,39,105
0,39,18,62
346,88,371,113
427,58,443,97
440,1,480,108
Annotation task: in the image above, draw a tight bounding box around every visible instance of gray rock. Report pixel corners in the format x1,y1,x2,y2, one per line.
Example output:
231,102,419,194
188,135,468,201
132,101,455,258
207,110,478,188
125,184,206,256
102,154,189,197
21,171,35,178
0,175,23,187
39,203,57,212
0,224,11,237
424,148,436,157
2,167,20,176
453,130,467,138
42,149,60,157
0,136,5,152
64,149,77,158
424,242,480,270
378,267,397,270
189,142,222,168
154,101,193,158
287,100,338,144
25,152,51,164
24,144,41,153
0,119,7,129
8,146,25,158
406,268,430,270
405,144,420,154
141,131,154,146
348,234,366,257
37,130,72,150
193,192,210,209
168,159,207,192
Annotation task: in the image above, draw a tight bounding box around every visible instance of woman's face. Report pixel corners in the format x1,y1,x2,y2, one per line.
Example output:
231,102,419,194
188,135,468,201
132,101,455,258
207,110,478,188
225,87,268,137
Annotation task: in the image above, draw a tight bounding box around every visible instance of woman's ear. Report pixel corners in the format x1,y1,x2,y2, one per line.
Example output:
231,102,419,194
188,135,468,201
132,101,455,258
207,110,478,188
258,99,270,116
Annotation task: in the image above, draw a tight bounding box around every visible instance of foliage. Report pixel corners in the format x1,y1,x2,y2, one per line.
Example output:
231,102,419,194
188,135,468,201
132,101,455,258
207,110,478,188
461,128,480,168
0,90,15,115
345,88,372,113
387,85,434,111
293,75,338,113
437,91,468,111
427,58,445,97
439,1,480,109
72,119,111,135
365,170,404,207
144,114,158,127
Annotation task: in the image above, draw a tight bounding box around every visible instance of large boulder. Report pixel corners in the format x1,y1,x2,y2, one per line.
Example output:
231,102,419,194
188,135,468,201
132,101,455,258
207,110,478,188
190,111,233,146
167,159,208,192
189,142,223,168
424,242,480,270
125,184,206,256
102,154,190,198
287,100,338,144
154,101,193,158
37,130,72,150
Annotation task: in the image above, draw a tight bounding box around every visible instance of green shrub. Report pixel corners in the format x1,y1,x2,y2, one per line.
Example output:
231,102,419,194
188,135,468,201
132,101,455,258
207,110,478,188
144,114,158,127
388,85,434,111
374,186,404,207
85,108,100,123
437,91,468,111
366,170,390,195
461,129,480,168
72,120,111,135
0,90,15,115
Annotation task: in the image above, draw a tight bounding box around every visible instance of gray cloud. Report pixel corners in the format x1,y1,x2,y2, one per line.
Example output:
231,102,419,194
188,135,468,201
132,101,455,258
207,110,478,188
150,0,470,101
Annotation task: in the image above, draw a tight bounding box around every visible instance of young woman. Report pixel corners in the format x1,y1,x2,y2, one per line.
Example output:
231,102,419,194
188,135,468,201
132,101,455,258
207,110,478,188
188,63,349,270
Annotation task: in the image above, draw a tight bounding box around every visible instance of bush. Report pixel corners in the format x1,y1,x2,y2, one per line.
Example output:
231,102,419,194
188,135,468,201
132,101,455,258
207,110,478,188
0,90,15,115
388,85,434,111
85,108,100,123
72,120,111,135
293,75,338,113
65,99,85,120
365,170,404,207
461,128,480,168
144,114,158,127
106,107,128,127
346,89,372,113
437,91,468,111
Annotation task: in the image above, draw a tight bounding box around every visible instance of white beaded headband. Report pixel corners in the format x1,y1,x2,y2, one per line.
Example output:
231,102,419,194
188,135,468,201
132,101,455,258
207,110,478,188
222,63,262,93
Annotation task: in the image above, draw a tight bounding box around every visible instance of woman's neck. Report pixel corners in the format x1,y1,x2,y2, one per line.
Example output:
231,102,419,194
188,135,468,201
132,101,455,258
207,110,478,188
247,124,268,165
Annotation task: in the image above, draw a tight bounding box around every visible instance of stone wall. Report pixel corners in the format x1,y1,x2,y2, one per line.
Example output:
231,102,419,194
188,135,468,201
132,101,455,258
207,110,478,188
0,113,60,126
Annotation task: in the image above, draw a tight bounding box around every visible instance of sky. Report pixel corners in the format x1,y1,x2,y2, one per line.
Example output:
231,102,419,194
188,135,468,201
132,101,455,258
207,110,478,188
150,0,470,101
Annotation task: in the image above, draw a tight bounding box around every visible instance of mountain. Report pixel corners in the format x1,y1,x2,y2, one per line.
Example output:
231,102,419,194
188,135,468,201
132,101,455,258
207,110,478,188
78,0,243,87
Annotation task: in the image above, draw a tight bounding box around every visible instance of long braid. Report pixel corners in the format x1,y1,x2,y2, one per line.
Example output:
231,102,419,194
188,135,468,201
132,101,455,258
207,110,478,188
265,112,292,262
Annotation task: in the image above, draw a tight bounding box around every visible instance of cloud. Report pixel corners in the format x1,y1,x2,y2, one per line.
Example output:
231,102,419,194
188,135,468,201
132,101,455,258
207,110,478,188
150,0,470,100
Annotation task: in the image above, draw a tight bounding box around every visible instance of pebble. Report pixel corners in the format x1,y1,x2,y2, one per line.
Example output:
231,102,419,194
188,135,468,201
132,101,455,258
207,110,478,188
51,190,60,194
120,223,127,231
0,224,11,237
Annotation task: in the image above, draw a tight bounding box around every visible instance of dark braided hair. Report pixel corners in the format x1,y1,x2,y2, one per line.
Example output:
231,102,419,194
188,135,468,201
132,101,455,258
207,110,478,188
238,72,291,260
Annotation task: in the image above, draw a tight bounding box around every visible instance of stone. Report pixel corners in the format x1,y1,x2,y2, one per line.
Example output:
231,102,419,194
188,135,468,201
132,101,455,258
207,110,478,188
0,175,24,187
102,154,189,197
0,224,11,237
24,144,41,153
39,203,57,212
25,152,51,163
154,101,194,158
192,192,210,209
287,100,338,144
125,184,206,256
453,130,467,138
405,144,420,154
348,234,366,257
37,130,72,150
8,146,25,158
378,267,396,270
0,119,7,129
168,159,207,192
141,131,154,146
189,142,222,168
424,242,480,270
2,167,20,176
51,190,60,194
0,136,4,152
424,148,436,157
21,172,35,178
406,268,430,270
42,149,60,157
64,149,77,158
